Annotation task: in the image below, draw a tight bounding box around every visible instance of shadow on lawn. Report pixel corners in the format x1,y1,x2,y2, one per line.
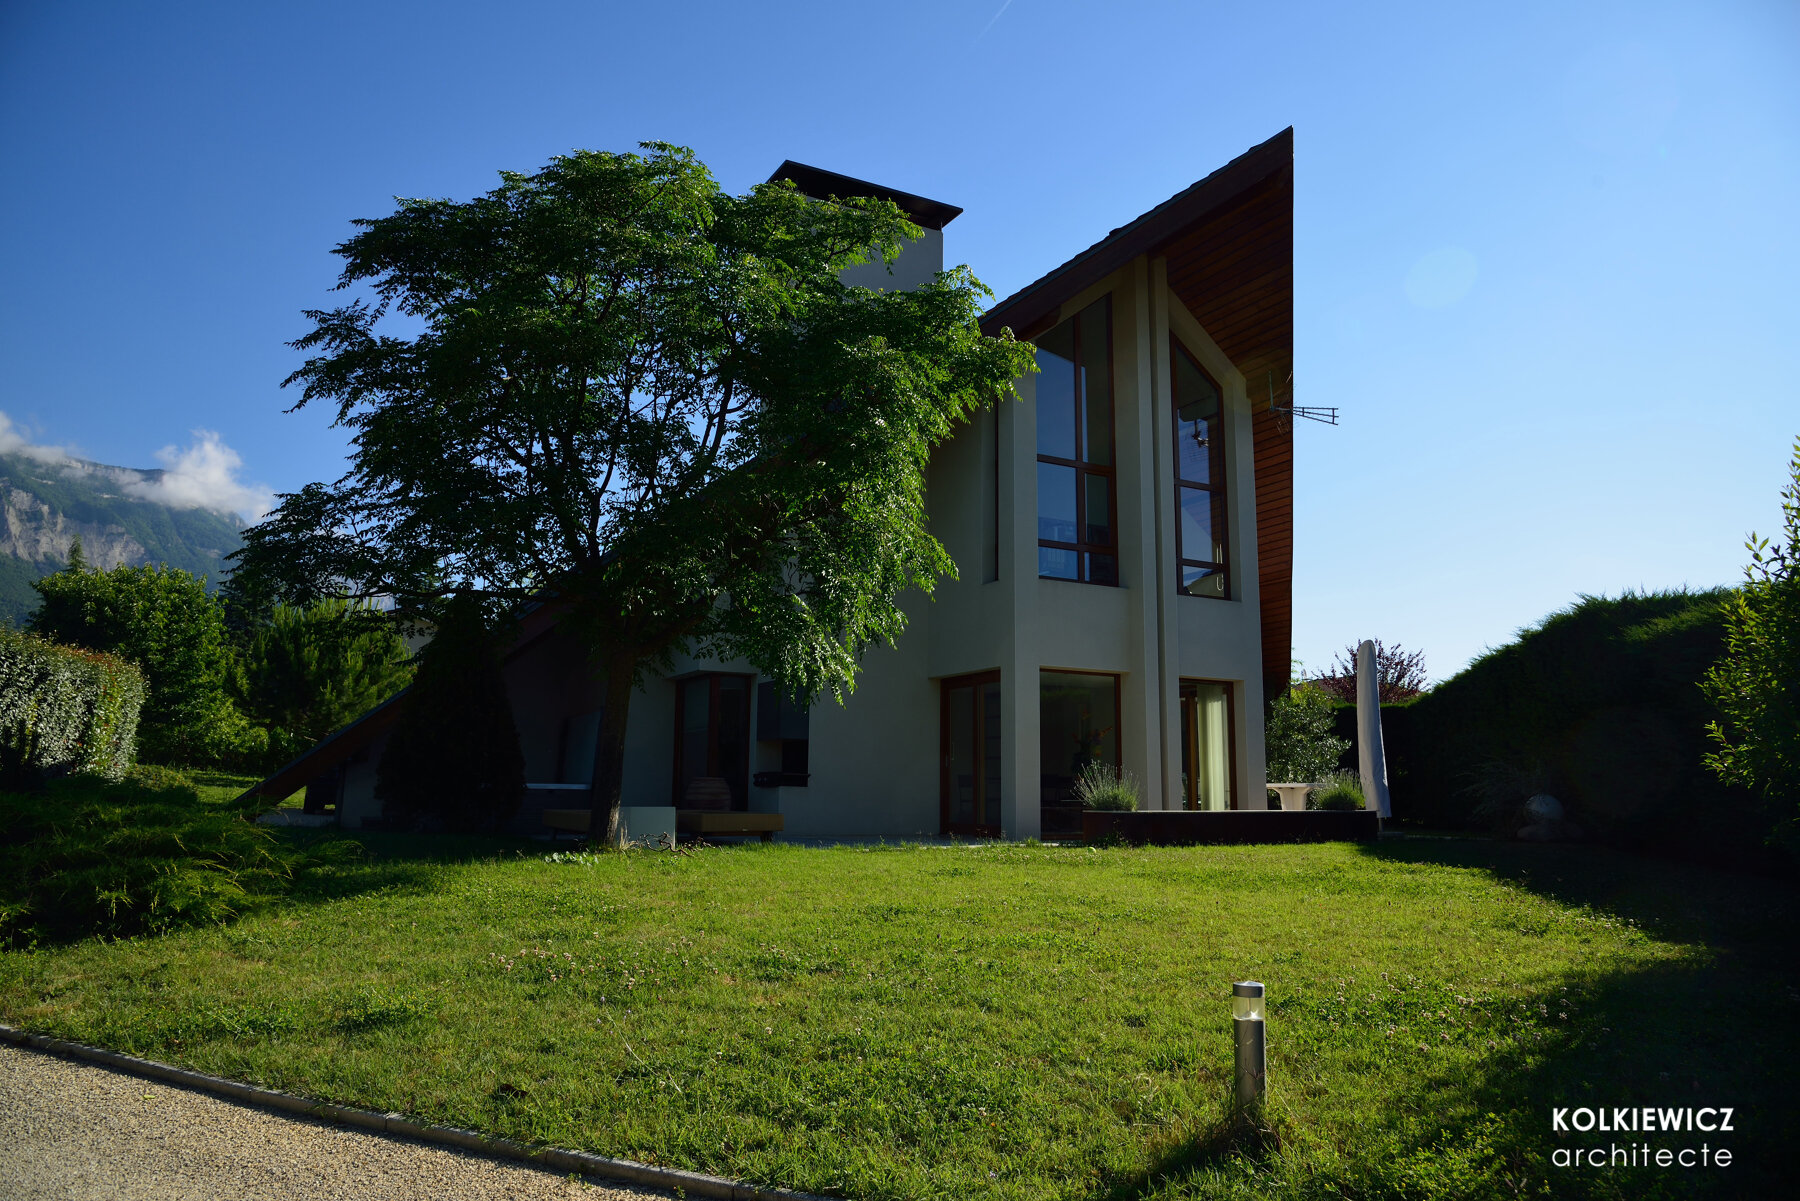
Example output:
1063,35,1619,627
274,829,548,905
1093,840,1800,1201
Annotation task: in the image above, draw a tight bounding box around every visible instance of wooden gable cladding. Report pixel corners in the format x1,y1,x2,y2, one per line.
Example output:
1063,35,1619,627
1161,166,1295,702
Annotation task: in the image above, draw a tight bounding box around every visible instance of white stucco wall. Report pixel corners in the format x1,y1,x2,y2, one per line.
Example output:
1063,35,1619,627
453,242,1276,842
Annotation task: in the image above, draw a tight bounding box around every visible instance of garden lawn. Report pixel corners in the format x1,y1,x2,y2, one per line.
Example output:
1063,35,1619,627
1,837,1793,1200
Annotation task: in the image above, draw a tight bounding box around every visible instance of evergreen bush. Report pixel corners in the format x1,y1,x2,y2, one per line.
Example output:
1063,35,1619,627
233,598,414,770
0,629,145,783
1371,590,1773,865
0,766,326,946
375,597,524,833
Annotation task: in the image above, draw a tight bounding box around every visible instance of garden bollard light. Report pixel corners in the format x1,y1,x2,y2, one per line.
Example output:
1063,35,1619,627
1232,980,1266,1113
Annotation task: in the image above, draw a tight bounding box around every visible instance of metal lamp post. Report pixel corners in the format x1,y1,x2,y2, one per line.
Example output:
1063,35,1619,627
1232,980,1266,1114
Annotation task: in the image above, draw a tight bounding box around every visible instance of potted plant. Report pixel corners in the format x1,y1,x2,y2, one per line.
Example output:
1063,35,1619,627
1074,761,1139,812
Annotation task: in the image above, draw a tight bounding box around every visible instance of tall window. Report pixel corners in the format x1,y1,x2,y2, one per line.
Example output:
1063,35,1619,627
1036,297,1116,586
1172,339,1228,598
1039,669,1120,838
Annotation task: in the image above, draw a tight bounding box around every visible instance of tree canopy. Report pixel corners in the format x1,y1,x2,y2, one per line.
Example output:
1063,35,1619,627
30,562,237,765
232,598,414,767
232,142,1035,839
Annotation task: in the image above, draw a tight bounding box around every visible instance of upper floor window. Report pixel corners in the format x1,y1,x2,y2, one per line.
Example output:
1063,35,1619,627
1172,339,1228,598
1036,296,1116,586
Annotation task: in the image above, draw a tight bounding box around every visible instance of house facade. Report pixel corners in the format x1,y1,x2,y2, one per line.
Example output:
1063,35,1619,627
262,129,1297,842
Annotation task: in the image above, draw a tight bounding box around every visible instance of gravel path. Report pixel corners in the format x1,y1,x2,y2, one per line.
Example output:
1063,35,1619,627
0,1042,675,1201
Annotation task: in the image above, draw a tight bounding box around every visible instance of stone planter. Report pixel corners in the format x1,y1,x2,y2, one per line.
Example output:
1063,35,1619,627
1268,783,1312,812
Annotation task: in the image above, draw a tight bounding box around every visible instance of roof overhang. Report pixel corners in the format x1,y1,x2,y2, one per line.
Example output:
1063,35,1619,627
768,160,964,230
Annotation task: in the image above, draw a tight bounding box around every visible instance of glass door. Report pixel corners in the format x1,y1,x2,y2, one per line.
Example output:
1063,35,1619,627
1179,680,1236,810
673,674,752,810
940,671,1002,837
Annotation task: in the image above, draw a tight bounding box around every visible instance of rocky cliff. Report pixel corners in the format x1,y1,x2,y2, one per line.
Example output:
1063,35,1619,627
0,452,245,624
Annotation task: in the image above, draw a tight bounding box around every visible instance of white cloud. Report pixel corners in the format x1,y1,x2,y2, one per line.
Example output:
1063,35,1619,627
0,410,272,522
0,412,77,465
125,431,274,521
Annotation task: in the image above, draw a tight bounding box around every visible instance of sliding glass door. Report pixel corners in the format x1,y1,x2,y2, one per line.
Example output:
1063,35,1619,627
941,671,1002,837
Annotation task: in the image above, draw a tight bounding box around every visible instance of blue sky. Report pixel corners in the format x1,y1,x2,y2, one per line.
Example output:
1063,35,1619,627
2,0,1796,679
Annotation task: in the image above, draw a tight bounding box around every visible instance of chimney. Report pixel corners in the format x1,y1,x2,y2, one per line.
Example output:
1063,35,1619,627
766,161,961,292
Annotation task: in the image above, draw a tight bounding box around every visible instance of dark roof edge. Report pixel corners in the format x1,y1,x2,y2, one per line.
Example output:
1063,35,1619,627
981,127,1293,337
235,687,409,802
768,160,964,230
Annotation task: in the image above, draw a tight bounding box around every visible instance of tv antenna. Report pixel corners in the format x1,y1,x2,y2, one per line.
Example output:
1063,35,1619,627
1267,372,1337,431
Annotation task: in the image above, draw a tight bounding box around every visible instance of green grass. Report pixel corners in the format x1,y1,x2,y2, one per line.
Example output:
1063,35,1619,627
1,836,1793,1199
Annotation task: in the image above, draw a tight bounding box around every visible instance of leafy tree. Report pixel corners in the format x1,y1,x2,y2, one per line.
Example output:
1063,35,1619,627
1316,639,1429,703
374,595,523,832
29,563,238,765
1265,679,1348,785
232,143,1034,842
232,598,414,767
1704,436,1800,851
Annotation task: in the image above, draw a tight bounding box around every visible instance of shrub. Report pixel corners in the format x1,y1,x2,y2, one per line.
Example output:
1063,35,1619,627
0,629,145,784
233,598,414,770
0,766,323,946
1312,770,1365,811
1073,761,1139,812
1265,681,1348,786
29,561,239,765
1370,589,1775,866
375,595,524,833
1703,436,1800,854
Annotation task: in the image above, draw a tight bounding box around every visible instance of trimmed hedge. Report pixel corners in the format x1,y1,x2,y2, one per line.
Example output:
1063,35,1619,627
0,628,145,782
1336,590,1778,868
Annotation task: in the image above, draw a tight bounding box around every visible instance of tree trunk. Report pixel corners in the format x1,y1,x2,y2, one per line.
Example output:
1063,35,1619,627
587,649,638,847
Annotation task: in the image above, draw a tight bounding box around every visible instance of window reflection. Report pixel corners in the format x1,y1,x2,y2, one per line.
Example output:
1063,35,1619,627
1035,296,1116,586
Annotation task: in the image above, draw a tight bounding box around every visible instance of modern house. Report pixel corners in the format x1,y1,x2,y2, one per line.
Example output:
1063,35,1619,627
253,128,1297,842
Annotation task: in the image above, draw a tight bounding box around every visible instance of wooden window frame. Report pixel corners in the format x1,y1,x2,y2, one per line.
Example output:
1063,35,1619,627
1171,336,1230,600
671,671,755,810
1036,297,1118,587
940,669,1003,838
1038,665,1125,783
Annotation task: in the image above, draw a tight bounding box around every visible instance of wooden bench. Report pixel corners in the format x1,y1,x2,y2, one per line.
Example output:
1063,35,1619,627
677,810,784,842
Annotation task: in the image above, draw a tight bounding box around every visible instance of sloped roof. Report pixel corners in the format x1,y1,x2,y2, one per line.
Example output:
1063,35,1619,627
768,161,963,230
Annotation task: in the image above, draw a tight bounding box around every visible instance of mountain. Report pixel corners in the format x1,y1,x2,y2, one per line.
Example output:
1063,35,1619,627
0,451,247,624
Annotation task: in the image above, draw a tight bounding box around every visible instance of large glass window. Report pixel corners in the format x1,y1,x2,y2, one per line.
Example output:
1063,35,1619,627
1039,669,1119,838
1179,680,1235,810
1036,297,1117,586
1172,340,1228,598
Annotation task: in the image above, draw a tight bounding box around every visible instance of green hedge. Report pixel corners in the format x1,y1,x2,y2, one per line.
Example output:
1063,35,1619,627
0,628,145,782
1336,590,1778,867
